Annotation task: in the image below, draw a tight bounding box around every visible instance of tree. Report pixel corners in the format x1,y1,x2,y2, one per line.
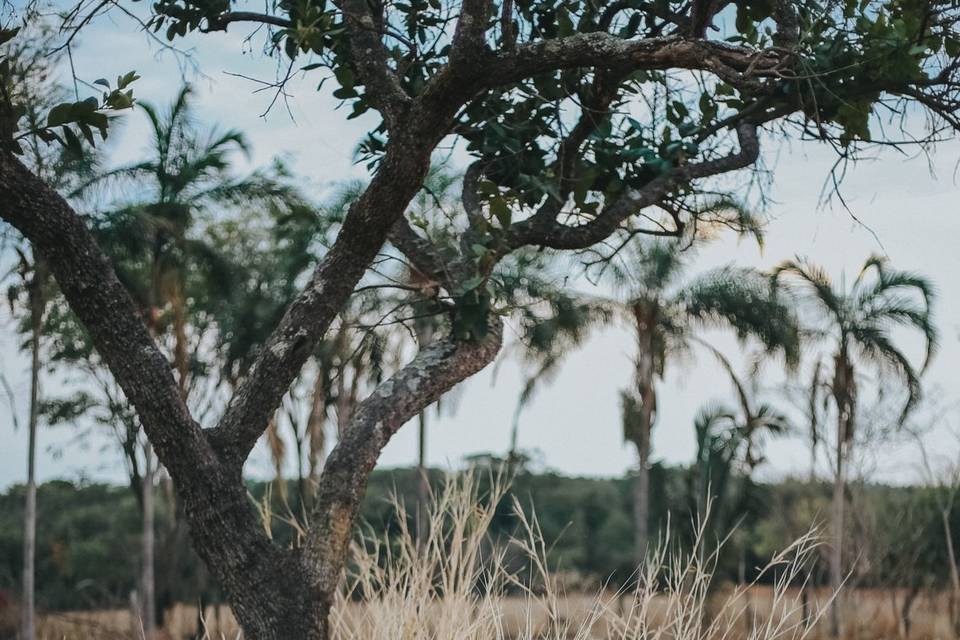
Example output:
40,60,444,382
93,84,290,636
694,343,791,533
517,240,798,562
39,83,304,633
772,256,938,637
688,344,791,583
4,0,960,635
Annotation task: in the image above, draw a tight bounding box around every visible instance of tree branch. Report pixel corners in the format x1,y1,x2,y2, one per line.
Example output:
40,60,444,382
205,11,292,30
302,319,503,592
0,153,212,478
451,0,492,64
209,144,434,465
479,34,779,91
337,0,412,126
504,123,760,250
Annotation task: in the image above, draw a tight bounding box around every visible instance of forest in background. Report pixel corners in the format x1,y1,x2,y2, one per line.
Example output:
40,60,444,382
0,464,954,618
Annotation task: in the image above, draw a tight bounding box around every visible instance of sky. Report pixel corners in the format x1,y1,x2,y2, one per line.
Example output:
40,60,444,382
2,11,960,489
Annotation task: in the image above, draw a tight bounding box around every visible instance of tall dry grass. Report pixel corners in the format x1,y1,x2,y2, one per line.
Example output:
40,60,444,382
330,471,831,640
34,472,844,639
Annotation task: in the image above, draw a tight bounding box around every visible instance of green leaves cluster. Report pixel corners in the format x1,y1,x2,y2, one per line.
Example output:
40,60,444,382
1,27,138,155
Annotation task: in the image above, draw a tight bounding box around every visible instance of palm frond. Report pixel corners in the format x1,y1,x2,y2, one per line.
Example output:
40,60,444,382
852,253,887,291
680,266,801,368
850,325,922,423
770,258,845,322
694,338,753,420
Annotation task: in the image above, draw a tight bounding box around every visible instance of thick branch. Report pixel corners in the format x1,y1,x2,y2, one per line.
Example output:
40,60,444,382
504,123,760,250
210,143,434,465
0,153,211,478
303,320,504,592
206,11,292,30
451,0,492,63
338,0,411,125
480,34,778,91
0,154,321,635
772,0,801,50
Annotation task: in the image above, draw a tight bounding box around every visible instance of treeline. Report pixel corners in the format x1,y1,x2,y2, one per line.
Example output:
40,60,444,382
0,465,955,613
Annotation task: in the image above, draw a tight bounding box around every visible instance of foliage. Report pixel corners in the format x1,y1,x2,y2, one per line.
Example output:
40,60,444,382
0,27,137,156
2,468,957,613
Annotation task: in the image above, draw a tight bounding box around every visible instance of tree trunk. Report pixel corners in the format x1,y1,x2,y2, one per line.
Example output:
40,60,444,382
631,304,656,566
416,410,429,543
632,414,651,564
829,431,844,638
942,509,960,633
142,442,156,638
21,263,45,640
0,132,497,640
306,369,327,503
899,583,920,639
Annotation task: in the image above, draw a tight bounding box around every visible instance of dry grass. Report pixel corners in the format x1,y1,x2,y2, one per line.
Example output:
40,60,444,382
25,473,958,639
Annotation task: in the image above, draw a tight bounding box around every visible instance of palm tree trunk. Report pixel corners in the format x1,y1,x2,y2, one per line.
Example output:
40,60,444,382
142,441,156,638
21,266,44,640
941,509,960,633
632,407,651,564
829,426,844,638
632,306,656,566
416,411,429,544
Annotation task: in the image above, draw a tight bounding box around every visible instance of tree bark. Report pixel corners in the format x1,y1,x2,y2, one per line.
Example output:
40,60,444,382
20,258,45,640
632,424,650,564
631,304,657,565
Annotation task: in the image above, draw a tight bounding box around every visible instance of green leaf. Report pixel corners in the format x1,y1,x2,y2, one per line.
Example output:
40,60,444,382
461,275,484,291
489,196,512,227
47,103,76,127
0,27,20,47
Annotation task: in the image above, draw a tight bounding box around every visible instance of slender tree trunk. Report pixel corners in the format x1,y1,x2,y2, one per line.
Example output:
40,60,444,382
21,265,44,640
631,305,656,566
416,410,429,543
508,410,520,465
142,441,156,638
306,369,327,503
942,509,960,633
829,431,844,638
632,412,651,564
899,583,920,639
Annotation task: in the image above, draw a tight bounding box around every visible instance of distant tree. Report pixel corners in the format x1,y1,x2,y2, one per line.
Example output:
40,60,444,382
5,0,960,634
688,343,791,581
773,256,938,637
520,240,799,562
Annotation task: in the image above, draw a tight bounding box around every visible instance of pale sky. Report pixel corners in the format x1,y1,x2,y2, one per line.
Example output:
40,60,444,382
2,12,959,489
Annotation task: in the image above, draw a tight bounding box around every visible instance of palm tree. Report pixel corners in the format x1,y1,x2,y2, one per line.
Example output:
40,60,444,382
518,240,799,563
772,256,938,638
80,84,299,635
690,343,791,598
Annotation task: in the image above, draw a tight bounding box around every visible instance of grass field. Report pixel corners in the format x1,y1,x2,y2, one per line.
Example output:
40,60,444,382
22,587,957,639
